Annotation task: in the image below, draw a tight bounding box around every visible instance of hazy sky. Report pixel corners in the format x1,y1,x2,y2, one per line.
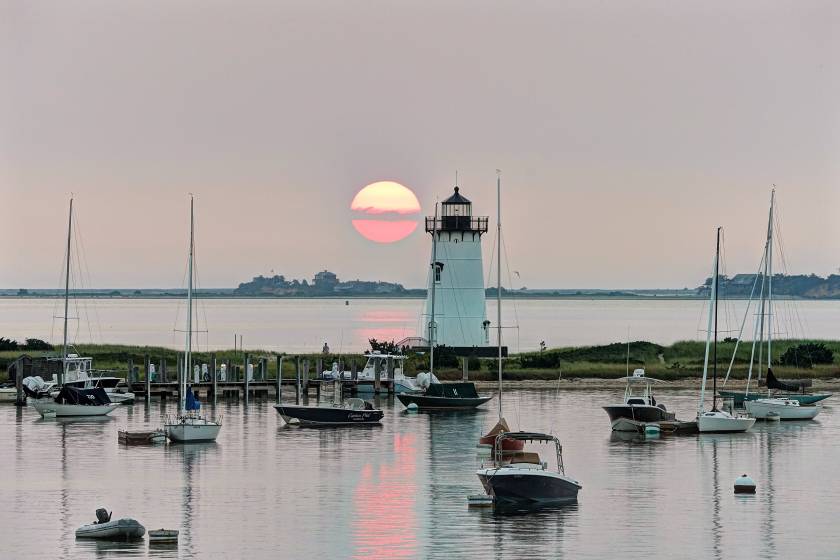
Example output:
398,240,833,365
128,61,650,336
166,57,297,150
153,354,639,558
3,1,839,289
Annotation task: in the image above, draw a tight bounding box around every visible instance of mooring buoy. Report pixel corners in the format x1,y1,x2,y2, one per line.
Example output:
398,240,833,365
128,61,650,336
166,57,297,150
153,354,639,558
734,474,756,494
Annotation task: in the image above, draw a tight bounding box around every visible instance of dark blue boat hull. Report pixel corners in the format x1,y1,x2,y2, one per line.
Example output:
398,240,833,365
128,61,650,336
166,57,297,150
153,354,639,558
274,404,383,426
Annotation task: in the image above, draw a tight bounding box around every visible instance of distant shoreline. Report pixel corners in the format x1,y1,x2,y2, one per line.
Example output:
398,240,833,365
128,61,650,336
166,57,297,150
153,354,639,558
0,294,830,301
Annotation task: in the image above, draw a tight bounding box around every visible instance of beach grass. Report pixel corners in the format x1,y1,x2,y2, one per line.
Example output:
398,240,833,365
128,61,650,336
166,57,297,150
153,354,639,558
2,339,838,382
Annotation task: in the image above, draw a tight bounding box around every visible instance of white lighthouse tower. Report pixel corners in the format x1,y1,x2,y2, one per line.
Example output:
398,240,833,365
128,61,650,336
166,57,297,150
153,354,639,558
422,185,490,350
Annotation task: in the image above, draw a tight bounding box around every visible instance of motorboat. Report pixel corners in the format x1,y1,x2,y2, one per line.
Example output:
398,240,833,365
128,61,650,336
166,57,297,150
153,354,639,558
75,508,145,540
397,382,493,410
476,431,582,505
603,369,675,431
163,197,222,444
696,228,754,433
320,352,439,393
745,397,821,420
275,397,383,426
28,384,119,418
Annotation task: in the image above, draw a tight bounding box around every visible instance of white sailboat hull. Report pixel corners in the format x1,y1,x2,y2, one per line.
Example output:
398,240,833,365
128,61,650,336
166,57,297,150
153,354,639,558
165,419,221,442
698,410,755,433
745,399,820,420
31,399,119,417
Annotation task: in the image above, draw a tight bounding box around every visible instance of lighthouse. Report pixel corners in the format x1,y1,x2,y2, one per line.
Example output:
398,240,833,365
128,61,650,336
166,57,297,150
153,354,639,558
423,185,490,350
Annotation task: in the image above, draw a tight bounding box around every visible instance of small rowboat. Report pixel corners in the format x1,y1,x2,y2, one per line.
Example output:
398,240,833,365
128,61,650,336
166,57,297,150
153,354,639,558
118,429,167,445
148,528,179,544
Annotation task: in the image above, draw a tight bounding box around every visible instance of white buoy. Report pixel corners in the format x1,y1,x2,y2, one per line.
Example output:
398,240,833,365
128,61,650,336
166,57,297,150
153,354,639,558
644,424,660,436
406,403,419,413
734,474,756,494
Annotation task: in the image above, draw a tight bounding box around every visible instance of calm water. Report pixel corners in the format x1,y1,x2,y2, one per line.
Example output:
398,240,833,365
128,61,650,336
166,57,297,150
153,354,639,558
1,389,838,559
1,297,838,352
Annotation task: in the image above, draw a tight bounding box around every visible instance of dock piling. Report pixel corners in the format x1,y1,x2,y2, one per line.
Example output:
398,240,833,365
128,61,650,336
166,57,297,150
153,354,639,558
210,353,217,404
244,354,250,404
276,355,284,404
144,354,151,403
295,357,301,405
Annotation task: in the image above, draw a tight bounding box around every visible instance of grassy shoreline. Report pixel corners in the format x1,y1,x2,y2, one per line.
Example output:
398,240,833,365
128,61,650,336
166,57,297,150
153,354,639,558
3,339,839,384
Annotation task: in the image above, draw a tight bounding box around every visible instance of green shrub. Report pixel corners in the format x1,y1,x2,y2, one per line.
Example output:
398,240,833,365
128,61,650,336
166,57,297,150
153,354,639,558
778,343,834,368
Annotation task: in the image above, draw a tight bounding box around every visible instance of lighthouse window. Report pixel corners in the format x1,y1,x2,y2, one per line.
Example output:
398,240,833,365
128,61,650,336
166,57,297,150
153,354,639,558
434,266,441,283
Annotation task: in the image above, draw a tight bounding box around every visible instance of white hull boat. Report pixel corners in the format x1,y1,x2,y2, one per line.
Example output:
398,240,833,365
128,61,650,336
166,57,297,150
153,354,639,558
698,410,756,433
163,198,222,444
165,415,221,442
745,398,820,420
32,400,119,417
0,387,19,403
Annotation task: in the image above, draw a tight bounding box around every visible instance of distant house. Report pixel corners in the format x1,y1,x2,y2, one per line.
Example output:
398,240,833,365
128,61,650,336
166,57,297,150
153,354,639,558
313,270,339,291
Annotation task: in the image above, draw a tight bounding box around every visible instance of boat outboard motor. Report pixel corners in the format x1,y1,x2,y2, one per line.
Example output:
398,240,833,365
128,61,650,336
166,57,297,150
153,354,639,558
95,508,111,524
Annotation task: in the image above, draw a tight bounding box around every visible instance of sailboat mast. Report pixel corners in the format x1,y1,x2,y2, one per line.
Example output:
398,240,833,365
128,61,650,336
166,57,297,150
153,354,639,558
767,189,775,373
698,227,720,416
712,227,721,411
184,196,195,414
429,202,439,376
60,197,73,386
496,171,502,421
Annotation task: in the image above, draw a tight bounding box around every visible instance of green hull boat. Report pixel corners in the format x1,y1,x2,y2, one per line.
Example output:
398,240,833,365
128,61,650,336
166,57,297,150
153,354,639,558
718,390,831,406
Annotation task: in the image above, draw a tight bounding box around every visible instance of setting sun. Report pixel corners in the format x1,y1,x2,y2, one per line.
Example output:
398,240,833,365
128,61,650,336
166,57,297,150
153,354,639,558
351,181,421,243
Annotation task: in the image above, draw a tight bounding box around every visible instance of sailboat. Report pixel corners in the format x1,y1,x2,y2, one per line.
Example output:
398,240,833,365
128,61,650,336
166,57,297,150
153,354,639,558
719,191,829,412
396,198,493,411
28,198,119,418
741,192,821,420
164,197,222,443
696,227,755,433
479,174,524,451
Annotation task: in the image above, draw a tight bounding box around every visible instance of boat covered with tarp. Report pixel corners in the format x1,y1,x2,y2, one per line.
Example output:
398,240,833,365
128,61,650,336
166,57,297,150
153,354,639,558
397,382,493,410
29,385,119,417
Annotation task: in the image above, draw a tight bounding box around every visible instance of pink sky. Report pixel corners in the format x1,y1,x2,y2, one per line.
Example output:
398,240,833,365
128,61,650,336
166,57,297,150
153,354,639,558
2,1,839,289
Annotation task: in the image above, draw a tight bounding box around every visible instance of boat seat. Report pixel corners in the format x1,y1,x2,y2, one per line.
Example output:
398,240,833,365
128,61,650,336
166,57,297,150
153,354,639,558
346,398,366,410
503,451,541,465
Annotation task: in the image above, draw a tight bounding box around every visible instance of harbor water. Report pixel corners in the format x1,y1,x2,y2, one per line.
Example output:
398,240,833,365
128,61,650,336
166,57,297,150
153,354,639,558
1,388,838,559
2,297,839,353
